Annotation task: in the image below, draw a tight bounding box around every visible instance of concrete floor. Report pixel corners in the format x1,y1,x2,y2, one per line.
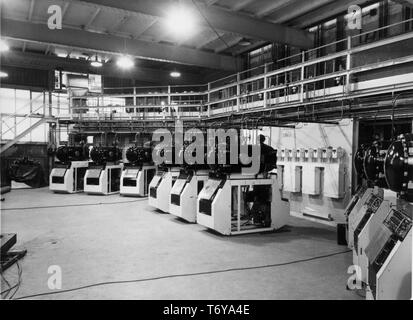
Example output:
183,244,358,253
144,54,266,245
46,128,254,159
1,187,360,300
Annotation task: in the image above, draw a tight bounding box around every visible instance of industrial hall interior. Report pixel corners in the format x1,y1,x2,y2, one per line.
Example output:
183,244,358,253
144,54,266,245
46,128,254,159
0,0,412,301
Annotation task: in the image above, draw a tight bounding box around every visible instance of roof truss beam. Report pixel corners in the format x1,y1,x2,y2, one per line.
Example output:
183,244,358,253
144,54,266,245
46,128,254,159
28,0,36,21
270,0,336,24
64,0,313,48
1,50,207,84
231,0,255,12
255,0,293,18
1,18,241,71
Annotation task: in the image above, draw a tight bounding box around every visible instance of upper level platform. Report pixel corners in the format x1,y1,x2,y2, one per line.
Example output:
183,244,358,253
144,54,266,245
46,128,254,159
38,19,413,124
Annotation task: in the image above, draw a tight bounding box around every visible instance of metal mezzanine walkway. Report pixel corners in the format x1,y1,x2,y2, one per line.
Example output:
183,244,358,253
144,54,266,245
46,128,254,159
59,20,413,131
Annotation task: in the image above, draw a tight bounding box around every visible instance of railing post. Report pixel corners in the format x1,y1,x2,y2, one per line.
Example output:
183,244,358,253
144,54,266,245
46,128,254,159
300,51,305,102
207,83,211,117
48,91,52,117
68,91,72,120
236,73,240,112
57,93,61,116
43,91,46,117
263,64,268,108
29,90,33,114
15,90,19,138
133,87,137,119
168,85,171,116
56,121,60,146
346,36,352,94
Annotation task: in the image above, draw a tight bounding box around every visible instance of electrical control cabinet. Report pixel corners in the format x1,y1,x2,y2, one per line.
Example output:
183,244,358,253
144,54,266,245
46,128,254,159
351,193,384,272
348,134,413,300
302,164,321,195
356,199,396,284
276,165,284,190
365,205,412,300
277,147,345,198
282,163,302,193
347,188,383,250
323,162,345,198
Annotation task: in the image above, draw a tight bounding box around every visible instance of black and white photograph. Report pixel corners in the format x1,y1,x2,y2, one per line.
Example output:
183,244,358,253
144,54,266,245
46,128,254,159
0,0,412,305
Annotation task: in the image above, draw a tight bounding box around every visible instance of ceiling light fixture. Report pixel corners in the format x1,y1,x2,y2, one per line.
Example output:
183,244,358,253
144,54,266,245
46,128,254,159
165,4,196,37
116,55,134,69
239,39,252,46
170,71,181,78
0,40,10,52
90,55,103,68
0,71,9,78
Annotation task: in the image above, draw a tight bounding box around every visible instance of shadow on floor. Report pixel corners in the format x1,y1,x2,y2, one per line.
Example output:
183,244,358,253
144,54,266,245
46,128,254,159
169,217,196,225
198,224,338,247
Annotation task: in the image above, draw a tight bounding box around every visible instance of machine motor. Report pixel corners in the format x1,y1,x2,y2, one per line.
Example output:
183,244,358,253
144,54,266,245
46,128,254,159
90,146,122,165
245,187,272,227
354,145,367,180
384,133,413,202
55,145,89,164
363,140,390,188
125,145,153,165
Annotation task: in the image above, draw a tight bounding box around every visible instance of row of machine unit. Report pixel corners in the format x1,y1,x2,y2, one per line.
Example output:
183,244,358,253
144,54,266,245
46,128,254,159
48,131,411,299
276,147,346,198
345,134,412,300
148,141,290,235
120,145,156,197
49,144,156,196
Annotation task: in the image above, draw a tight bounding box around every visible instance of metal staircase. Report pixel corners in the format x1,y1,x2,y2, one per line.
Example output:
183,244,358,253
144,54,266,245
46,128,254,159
0,93,55,155
0,117,48,154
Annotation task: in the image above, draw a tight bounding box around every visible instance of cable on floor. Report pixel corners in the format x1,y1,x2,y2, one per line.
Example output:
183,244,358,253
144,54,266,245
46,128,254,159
9,261,23,299
1,197,148,211
13,249,351,300
1,261,22,299
1,272,12,298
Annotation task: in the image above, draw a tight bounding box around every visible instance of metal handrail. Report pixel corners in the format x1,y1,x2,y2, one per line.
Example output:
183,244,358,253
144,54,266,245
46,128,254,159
90,20,413,101
0,92,44,124
353,17,413,39
1,103,46,137
50,18,413,123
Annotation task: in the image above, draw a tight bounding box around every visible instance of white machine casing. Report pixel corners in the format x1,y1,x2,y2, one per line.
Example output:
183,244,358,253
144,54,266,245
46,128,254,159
347,187,381,249
368,229,411,300
84,163,123,195
148,167,180,213
364,202,412,300
351,188,398,278
120,165,156,197
197,174,289,235
169,170,209,223
49,161,89,193
351,191,384,268
356,198,396,285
